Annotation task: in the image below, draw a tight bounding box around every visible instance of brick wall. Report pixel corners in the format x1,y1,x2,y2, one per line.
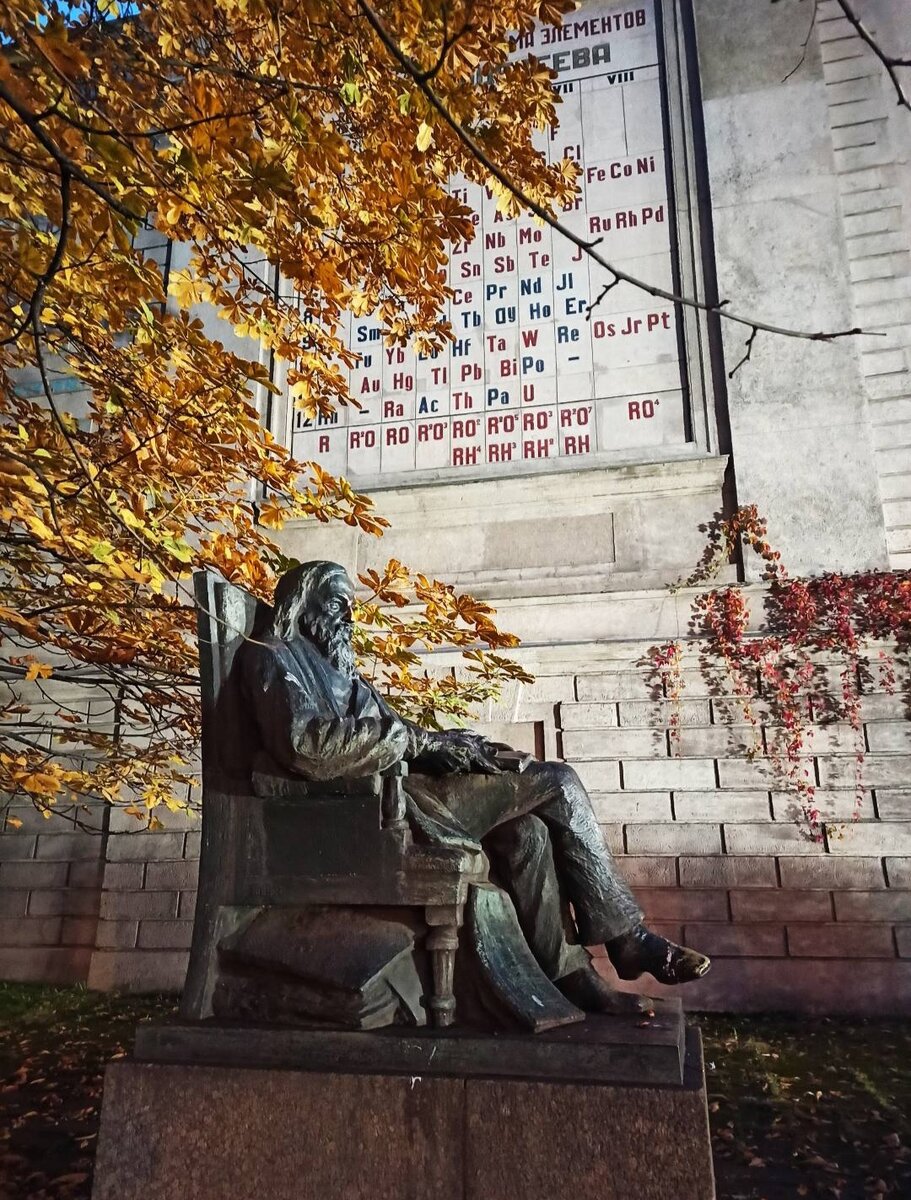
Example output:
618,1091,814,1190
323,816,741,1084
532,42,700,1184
560,653,911,1016
86,806,199,993
818,0,911,568
0,804,103,984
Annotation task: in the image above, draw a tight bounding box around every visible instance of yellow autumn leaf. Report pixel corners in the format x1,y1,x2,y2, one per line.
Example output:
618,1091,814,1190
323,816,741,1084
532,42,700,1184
24,661,53,681
21,772,62,796
416,121,433,152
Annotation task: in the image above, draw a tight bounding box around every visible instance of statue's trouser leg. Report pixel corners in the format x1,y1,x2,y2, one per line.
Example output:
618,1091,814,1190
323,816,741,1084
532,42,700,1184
522,762,643,944
432,761,643,947
485,814,589,981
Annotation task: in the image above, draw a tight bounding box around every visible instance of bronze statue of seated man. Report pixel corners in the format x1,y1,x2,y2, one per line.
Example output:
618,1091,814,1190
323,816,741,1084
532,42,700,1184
238,559,710,1016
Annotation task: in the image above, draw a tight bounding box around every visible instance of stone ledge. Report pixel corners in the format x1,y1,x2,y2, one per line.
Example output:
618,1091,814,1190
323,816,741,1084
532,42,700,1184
134,1001,686,1088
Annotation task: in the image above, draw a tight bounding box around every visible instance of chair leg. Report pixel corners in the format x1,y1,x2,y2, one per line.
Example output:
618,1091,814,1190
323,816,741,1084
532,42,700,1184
425,904,461,1028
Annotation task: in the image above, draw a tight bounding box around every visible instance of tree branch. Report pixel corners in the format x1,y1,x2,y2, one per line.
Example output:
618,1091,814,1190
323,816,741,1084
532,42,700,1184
834,0,910,110
356,0,878,353
1,167,72,349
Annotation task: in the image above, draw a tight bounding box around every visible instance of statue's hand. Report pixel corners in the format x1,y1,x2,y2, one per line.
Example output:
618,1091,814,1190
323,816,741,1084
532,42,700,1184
422,730,503,775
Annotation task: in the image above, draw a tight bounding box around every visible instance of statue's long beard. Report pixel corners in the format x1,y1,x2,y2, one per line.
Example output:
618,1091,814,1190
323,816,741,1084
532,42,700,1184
308,615,357,678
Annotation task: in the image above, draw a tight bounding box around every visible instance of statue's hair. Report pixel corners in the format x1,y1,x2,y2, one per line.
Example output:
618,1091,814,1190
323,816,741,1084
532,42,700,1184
269,560,350,641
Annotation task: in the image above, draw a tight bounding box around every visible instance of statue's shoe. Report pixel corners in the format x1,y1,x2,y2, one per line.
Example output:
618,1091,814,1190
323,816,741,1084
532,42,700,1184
606,925,711,986
556,965,654,1014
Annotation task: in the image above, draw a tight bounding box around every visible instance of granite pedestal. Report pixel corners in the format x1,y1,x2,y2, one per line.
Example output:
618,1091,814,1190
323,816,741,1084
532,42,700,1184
92,1000,715,1200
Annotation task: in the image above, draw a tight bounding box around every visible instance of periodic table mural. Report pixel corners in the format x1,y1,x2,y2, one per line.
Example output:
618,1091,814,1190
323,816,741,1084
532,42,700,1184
291,0,687,483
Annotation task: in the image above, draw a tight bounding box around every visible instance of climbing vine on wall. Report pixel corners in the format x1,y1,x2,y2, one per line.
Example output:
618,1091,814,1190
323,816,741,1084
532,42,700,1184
652,506,911,841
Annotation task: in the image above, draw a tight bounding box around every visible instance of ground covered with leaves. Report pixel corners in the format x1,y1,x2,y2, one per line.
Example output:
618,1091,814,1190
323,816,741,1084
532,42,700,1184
0,987,908,1200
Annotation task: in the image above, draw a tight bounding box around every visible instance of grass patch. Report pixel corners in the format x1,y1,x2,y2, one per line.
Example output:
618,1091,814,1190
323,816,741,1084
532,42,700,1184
700,1015,911,1199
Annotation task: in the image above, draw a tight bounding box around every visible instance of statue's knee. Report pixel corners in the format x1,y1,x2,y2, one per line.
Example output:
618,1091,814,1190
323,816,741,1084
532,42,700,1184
488,813,548,860
535,760,582,794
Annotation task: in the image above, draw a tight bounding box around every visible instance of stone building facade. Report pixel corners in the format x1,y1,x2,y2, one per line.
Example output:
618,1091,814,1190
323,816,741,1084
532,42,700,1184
2,0,910,1012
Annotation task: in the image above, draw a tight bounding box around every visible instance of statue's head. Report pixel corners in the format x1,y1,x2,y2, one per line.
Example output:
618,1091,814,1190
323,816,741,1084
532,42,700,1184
269,560,357,676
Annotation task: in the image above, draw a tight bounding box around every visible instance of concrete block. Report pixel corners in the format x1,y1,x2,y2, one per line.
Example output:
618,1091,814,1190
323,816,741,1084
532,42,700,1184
717,758,791,789
622,759,716,791
828,822,911,855
61,916,99,945
598,825,625,856
106,832,187,862
0,861,67,889
567,761,621,793
592,793,673,822
563,728,666,760
138,920,194,950
67,860,104,888
0,890,29,916
711,698,777,725
178,891,198,918
787,923,896,958
835,143,896,173
867,723,911,753
613,856,677,887
575,674,659,702
834,890,911,922
822,53,878,82
824,75,877,105
887,859,911,887
87,949,188,992
0,835,37,861
675,727,761,759
625,824,723,856
99,890,179,920
876,791,911,818
830,102,889,134
557,703,618,730
678,856,777,889
96,919,139,949
683,923,786,957
618,700,711,728
185,832,201,858
778,857,886,889
28,889,100,917
773,724,858,756
860,694,910,721
35,832,104,861
634,888,729,922
771,790,866,821
730,889,833,923
673,791,771,822
145,860,200,891
102,862,146,890
0,946,92,984
853,273,911,302
897,927,911,958
832,112,888,149
723,823,825,855
0,916,63,946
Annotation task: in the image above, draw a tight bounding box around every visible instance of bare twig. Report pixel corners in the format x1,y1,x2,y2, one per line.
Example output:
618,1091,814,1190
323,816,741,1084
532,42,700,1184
586,273,620,318
728,327,759,378
781,0,819,83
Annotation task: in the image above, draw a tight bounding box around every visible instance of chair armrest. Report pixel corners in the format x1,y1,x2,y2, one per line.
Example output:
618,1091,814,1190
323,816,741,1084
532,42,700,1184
252,749,381,801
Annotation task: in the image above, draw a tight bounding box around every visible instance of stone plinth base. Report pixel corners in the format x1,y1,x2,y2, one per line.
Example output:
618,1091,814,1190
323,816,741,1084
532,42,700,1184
92,1022,715,1200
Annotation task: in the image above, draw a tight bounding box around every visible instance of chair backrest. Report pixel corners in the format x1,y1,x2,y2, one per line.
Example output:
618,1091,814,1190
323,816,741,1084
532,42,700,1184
194,571,269,793
182,571,268,1018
